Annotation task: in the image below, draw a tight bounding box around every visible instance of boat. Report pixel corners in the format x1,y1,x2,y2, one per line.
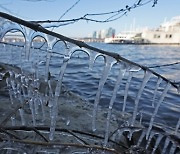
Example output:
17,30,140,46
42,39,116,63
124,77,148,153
104,31,141,44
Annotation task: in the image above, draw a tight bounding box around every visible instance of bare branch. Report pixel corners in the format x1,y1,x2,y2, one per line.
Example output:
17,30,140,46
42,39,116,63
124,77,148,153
149,61,180,68
58,0,81,21
2,126,127,150
30,0,158,27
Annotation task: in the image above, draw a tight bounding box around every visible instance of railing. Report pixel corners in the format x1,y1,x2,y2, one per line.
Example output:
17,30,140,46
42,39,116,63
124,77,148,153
0,12,179,153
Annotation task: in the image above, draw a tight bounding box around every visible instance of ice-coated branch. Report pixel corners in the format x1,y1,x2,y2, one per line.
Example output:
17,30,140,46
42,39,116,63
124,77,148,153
0,11,178,91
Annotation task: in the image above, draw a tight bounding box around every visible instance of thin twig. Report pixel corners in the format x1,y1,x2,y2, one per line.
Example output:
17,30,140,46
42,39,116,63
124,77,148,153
31,0,157,26
11,139,120,154
65,129,89,145
148,62,180,68
2,126,128,149
0,128,21,140
31,127,49,142
57,0,81,21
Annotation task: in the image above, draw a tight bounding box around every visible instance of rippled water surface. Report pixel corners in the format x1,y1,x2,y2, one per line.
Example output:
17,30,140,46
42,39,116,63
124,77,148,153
63,43,180,129
0,42,180,130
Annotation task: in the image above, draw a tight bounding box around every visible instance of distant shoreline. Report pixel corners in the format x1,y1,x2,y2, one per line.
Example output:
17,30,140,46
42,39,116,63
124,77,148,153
106,42,180,45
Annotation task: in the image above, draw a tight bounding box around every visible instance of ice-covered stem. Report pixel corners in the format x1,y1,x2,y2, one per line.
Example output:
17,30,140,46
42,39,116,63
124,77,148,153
146,82,171,139
45,48,52,82
49,52,70,141
131,71,152,126
152,77,162,107
92,57,114,132
44,35,57,82
104,65,126,146
0,11,178,90
161,137,170,154
122,71,133,113
151,134,163,154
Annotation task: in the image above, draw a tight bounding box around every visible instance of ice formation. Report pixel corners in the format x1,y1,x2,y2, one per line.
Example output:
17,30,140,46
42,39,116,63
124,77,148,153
0,14,179,153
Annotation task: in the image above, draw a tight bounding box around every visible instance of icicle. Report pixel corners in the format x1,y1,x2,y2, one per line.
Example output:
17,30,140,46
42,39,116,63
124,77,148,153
146,82,171,139
32,62,39,80
161,137,170,154
39,97,45,123
25,39,31,60
128,129,134,141
66,119,70,126
49,52,70,141
104,65,126,146
47,76,54,108
6,78,15,105
174,118,180,135
11,116,15,126
145,132,155,149
169,143,177,154
139,111,143,125
137,130,146,146
23,27,35,60
29,98,36,126
151,134,163,154
45,48,52,82
88,52,97,70
131,71,152,126
34,97,39,115
6,77,17,126
21,75,27,98
152,77,162,107
19,109,25,125
92,57,114,132
44,35,57,82
33,88,41,117
122,71,133,114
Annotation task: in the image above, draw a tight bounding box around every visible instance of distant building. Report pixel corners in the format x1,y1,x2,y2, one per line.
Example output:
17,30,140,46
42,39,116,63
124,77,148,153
141,16,180,44
92,31,97,39
105,16,180,44
100,29,106,39
106,27,116,38
92,27,116,39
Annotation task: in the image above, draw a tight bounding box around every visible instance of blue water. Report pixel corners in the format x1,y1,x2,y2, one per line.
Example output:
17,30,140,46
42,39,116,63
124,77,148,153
0,42,180,131
63,43,180,129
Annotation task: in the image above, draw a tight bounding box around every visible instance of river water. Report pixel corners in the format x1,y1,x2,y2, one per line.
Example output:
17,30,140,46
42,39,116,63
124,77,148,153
0,42,180,132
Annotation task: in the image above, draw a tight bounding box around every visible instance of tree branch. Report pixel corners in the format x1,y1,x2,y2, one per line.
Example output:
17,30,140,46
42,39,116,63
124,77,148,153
30,0,158,27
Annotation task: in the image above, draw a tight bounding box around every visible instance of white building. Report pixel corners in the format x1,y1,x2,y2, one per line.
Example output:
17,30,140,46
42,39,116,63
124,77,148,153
141,16,180,44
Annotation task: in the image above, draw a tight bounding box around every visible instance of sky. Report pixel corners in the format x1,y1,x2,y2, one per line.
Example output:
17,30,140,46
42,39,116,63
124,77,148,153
0,0,180,37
